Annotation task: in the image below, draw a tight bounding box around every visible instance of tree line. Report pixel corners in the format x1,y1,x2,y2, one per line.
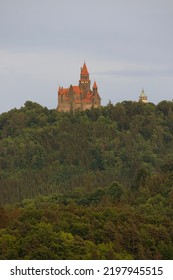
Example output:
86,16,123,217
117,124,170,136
0,100,173,259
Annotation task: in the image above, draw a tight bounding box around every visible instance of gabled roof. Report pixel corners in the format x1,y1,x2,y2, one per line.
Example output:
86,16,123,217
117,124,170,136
58,87,68,95
72,86,82,94
83,91,93,102
58,86,82,95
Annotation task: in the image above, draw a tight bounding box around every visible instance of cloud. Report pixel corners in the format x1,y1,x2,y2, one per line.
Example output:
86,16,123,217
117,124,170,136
94,65,173,78
0,0,173,113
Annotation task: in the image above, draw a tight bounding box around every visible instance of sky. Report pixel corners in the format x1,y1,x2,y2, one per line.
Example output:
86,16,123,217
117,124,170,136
0,0,173,113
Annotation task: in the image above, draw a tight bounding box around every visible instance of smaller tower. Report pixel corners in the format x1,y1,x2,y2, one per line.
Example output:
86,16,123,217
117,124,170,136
139,89,148,103
92,81,101,107
93,81,97,91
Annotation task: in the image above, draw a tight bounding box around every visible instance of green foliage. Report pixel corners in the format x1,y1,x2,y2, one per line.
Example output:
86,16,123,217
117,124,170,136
107,181,124,202
0,100,173,259
0,186,173,259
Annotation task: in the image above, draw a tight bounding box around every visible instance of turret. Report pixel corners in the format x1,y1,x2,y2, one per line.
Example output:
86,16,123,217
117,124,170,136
93,81,98,90
92,81,101,107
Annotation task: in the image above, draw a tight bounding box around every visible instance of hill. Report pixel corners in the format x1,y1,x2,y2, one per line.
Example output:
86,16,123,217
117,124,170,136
0,100,173,259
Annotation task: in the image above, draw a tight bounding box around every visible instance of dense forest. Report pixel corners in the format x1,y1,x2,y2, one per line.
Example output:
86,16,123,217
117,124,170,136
0,100,173,259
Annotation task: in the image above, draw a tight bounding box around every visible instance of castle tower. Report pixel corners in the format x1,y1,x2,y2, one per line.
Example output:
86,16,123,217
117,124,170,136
79,62,91,94
139,89,148,103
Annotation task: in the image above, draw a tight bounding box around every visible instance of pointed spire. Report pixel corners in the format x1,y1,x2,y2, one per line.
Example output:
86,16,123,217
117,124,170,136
81,62,89,75
140,88,145,97
93,80,98,89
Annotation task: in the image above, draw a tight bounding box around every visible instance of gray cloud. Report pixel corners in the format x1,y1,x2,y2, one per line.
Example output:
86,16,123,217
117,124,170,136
94,67,173,78
0,0,173,112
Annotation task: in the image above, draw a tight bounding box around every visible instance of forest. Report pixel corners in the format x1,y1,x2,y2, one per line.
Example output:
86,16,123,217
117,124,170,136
0,100,173,259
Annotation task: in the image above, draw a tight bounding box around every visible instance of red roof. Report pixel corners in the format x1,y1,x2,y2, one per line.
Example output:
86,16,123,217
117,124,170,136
58,86,82,95
83,91,93,102
58,87,68,95
81,62,89,75
85,91,93,98
93,81,97,89
72,86,82,94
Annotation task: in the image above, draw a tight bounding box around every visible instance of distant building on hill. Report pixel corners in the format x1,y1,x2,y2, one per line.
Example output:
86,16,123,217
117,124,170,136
57,63,101,112
139,89,148,103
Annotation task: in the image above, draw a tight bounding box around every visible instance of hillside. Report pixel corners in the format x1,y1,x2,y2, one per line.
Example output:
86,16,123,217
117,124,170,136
0,100,173,259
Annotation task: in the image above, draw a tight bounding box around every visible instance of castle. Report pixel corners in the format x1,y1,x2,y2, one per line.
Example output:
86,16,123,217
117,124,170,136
57,63,101,112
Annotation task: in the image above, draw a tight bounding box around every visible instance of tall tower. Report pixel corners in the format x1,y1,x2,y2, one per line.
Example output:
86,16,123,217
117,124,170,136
79,62,91,95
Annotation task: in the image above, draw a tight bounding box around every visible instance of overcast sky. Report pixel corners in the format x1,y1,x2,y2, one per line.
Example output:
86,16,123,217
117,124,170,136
0,0,173,113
